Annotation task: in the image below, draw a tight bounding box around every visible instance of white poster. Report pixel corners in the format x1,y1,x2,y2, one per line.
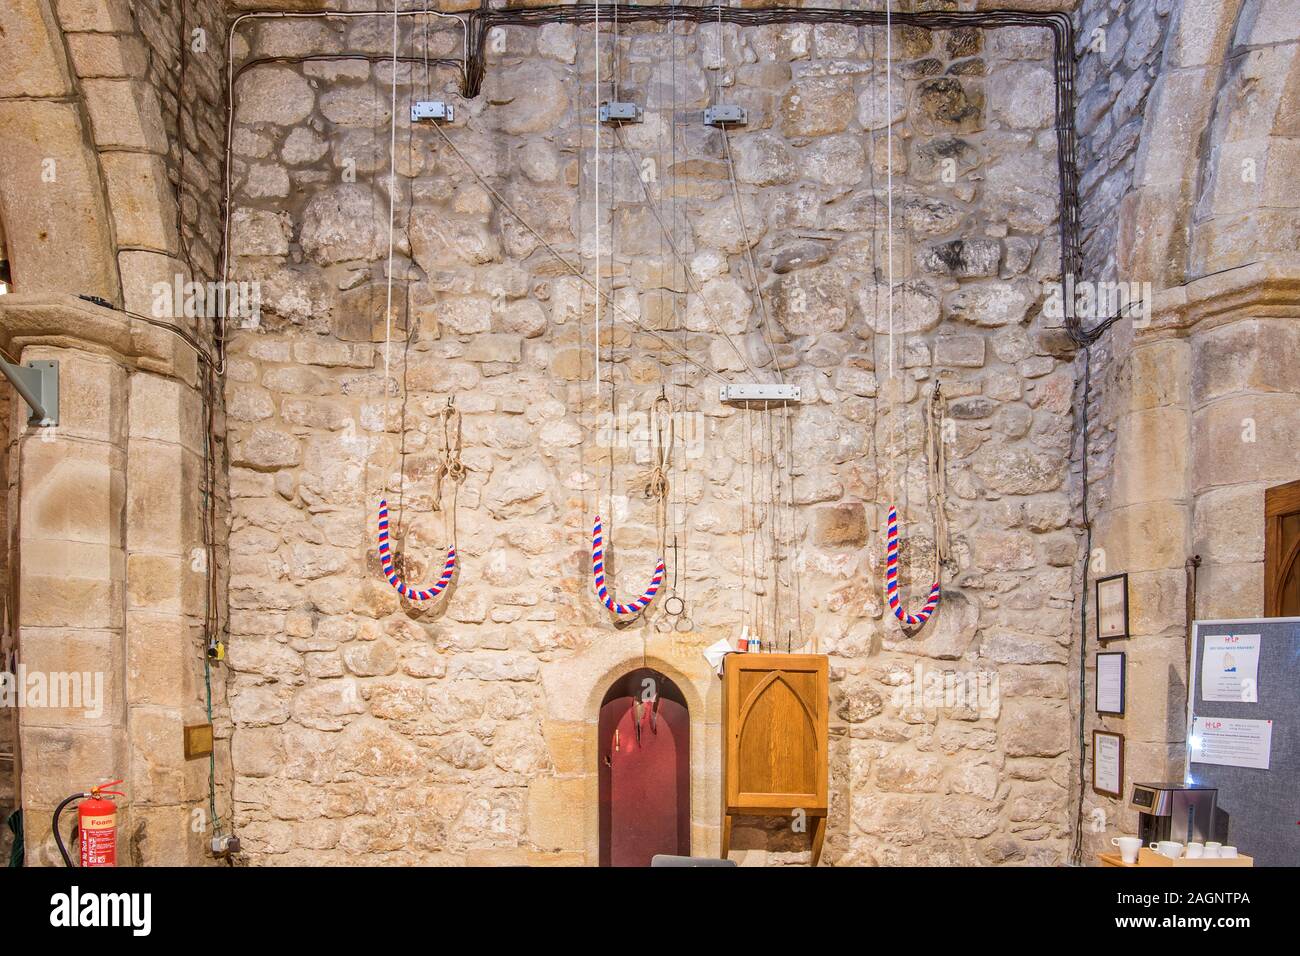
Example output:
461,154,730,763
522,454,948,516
1201,633,1260,703
1190,716,1273,770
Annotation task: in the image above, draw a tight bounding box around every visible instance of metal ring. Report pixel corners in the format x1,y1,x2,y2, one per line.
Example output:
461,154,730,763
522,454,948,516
654,615,674,633
663,594,685,617
673,615,694,633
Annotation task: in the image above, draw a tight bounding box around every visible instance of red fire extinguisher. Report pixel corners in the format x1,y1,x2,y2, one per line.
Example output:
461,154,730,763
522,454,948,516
52,779,124,867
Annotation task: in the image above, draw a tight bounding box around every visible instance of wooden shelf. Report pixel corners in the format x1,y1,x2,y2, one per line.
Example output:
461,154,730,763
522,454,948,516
1098,848,1254,867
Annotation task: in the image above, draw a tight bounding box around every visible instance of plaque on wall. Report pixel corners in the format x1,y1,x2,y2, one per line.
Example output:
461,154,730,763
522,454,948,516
1092,729,1124,799
1096,572,1129,642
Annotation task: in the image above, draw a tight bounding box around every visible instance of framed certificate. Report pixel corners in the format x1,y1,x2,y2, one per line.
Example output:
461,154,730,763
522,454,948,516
1092,730,1125,799
1096,651,1126,716
1096,573,1129,641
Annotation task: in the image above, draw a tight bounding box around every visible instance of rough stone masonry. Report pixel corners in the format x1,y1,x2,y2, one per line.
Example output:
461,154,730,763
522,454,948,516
224,14,1079,866
4,0,1297,869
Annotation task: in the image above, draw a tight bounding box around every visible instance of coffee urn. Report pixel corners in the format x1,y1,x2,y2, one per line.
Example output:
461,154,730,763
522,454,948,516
1130,783,1220,844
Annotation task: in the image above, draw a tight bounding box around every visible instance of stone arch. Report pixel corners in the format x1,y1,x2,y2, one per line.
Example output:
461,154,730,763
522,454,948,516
1120,0,1299,287
0,0,203,311
538,634,722,864
1185,0,1300,276
0,0,120,301
1117,0,1239,286
597,666,691,865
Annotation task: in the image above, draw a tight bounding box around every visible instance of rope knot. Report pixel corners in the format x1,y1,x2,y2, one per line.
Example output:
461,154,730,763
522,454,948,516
637,466,669,501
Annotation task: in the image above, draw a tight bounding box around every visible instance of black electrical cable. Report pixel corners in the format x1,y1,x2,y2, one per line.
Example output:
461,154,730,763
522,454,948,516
461,3,1090,342
1069,300,1141,865
1070,345,1095,865
51,792,83,867
75,295,217,368
232,53,465,87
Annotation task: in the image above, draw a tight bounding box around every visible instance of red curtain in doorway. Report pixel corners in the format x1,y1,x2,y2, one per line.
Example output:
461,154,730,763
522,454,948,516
598,669,690,867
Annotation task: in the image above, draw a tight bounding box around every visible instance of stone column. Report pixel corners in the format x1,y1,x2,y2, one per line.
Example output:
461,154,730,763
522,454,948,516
1,293,219,865
11,344,129,865
1189,313,1300,617
123,370,214,864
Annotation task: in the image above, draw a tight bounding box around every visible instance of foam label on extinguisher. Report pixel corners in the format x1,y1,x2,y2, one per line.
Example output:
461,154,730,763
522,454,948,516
79,806,116,867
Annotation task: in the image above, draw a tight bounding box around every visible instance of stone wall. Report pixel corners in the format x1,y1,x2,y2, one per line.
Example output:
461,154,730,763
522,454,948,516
127,0,229,286
225,12,1083,865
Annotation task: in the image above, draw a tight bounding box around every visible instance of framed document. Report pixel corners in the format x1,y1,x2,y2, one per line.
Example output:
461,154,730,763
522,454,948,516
1096,651,1126,715
1092,730,1125,799
1096,573,1129,641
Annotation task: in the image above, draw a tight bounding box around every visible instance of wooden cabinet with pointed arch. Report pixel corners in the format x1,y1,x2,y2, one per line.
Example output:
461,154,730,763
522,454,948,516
720,653,829,864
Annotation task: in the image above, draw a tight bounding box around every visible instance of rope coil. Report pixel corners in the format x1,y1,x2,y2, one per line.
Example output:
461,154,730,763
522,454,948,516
882,387,947,630
591,396,670,618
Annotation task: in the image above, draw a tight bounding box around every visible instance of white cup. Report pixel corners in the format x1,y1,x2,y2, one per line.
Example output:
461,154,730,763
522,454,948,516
1150,840,1184,859
1204,842,1222,858
1112,836,1142,864
1185,842,1204,859
1219,845,1238,858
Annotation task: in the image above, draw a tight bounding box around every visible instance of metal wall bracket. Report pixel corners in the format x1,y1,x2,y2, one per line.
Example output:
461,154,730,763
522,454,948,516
704,105,747,127
411,100,454,122
719,383,801,405
0,357,58,426
599,101,643,124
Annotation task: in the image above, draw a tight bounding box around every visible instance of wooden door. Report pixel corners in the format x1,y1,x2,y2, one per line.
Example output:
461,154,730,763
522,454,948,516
598,669,690,867
1266,480,1300,616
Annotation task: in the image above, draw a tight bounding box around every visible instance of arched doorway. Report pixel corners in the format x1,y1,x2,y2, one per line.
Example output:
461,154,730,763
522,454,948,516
598,667,690,866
